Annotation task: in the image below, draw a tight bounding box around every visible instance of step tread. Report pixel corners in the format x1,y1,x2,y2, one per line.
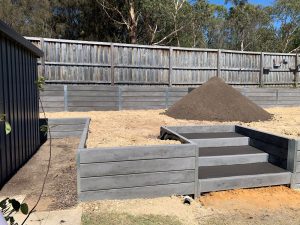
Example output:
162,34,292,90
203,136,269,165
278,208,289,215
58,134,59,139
199,145,266,157
199,162,289,179
180,132,245,139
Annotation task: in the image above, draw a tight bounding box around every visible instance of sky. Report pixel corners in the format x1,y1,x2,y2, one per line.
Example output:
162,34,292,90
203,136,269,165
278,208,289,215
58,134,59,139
208,0,280,28
209,0,275,7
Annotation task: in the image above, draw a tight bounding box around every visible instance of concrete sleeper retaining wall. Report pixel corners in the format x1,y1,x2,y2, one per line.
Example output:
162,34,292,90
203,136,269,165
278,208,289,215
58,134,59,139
41,85,300,112
47,119,300,201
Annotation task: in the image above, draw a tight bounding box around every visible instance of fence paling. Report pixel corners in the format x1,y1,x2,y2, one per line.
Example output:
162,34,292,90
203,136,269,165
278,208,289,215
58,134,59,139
26,37,299,86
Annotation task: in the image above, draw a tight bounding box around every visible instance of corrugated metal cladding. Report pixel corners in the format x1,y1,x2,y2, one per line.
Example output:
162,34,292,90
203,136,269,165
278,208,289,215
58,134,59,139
0,20,43,188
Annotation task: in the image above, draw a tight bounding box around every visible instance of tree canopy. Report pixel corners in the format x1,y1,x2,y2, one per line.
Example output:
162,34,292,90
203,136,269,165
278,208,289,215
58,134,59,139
0,0,299,52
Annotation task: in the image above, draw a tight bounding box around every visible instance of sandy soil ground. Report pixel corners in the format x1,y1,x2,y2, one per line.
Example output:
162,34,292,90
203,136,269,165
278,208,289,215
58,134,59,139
82,186,300,225
3,107,299,224
45,107,300,148
0,137,79,211
245,107,300,138
44,107,300,224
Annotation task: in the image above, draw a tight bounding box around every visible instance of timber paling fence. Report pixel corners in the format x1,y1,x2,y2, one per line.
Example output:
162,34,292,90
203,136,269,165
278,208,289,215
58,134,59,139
27,37,300,86
0,21,43,188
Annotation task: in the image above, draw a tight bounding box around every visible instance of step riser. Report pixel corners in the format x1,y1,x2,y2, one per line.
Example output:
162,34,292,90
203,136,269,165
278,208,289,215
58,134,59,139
198,154,269,166
199,173,291,193
192,137,249,147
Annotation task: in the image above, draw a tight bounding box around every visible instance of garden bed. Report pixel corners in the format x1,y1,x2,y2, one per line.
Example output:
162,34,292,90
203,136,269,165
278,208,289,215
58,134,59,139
45,107,300,148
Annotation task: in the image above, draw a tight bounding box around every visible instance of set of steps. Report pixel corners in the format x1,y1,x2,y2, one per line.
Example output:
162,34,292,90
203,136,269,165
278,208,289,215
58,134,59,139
179,132,292,193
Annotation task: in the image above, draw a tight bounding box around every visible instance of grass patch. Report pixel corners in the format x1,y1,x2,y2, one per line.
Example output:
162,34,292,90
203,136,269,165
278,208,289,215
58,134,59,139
82,211,183,225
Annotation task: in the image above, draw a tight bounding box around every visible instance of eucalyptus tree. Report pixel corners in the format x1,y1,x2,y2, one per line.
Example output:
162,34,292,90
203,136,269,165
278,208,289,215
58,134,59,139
141,0,193,46
225,0,273,51
0,0,52,37
273,0,300,52
202,3,228,49
96,0,142,44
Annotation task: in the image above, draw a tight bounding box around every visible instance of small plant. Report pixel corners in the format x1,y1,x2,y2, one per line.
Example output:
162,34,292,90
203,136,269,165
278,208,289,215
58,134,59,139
0,114,11,135
40,124,49,136
0,198,28,225
35,76,46,92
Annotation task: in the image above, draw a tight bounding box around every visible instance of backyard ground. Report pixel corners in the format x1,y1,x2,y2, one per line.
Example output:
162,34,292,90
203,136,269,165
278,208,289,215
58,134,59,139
47,106,300,225
2,107,300,224
81,186,300,225
46,106,300,148
0,137,79,211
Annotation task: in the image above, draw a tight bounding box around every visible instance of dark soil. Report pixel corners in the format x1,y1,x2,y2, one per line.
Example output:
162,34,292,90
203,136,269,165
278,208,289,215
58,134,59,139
0,137,80,211
166,77,272,122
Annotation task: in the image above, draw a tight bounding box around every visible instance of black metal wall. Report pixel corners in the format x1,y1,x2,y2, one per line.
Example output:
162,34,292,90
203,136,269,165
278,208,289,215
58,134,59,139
0,21,43,188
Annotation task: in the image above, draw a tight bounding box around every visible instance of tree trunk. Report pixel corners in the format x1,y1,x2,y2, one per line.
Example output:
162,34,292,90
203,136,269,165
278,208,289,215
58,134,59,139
241,40,244,51
128,0,137,44
240,29,245,51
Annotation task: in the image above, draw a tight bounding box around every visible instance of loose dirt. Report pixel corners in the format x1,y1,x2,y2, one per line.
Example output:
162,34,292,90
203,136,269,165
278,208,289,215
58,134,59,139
245,107,300,138
200,186,300,211
167,77,272,122
45,107,300,148
2,107,300,224
0,137,79,211
82,186,300,225
199,186,300,225
44,107,300,224
81,195,205,225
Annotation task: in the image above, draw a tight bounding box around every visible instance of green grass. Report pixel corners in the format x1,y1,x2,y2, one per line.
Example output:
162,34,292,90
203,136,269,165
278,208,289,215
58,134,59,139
82,211,183,225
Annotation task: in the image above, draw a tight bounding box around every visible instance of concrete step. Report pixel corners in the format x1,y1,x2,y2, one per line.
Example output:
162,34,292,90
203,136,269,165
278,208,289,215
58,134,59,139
198,162,291,193
179,132,249,147
198,145,268,166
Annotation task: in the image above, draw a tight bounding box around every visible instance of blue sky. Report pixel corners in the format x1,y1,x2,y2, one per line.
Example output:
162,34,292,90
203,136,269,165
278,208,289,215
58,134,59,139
208,0,280,28
209,0,274,6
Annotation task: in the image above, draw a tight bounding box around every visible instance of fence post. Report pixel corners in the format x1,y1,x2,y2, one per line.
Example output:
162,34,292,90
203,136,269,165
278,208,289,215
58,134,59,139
287,140,298,188
168,47,173,86
110,43,115,86
259,52,264,87
194,145,199,198
40,38,45,76
294,54,299,88
165,87,169,109
217,49,221,77
64,85,68,111
118,86,122,111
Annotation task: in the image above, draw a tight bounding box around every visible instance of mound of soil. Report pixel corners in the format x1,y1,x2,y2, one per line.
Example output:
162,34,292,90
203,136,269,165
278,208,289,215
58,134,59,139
166,77,272,122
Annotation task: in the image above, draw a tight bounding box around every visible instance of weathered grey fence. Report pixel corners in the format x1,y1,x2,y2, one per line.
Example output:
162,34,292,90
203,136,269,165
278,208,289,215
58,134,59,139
0,21,43,188
41,85,300,112
26,37,300,86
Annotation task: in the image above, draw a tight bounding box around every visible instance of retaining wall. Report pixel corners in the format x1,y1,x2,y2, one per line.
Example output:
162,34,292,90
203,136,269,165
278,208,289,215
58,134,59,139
47,119,300,201
235,126,296,171
291,141,300,188
41,85,300,112
78,144,197,201
234,126,300,190
48,118,89,138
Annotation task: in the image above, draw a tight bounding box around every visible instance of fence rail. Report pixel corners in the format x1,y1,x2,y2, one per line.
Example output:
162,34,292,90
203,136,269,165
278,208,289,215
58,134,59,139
0,21,42,188
26,37,300,86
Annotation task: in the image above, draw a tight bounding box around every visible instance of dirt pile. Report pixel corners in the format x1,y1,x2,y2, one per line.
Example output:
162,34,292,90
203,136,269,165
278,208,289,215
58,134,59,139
166,77,272,122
